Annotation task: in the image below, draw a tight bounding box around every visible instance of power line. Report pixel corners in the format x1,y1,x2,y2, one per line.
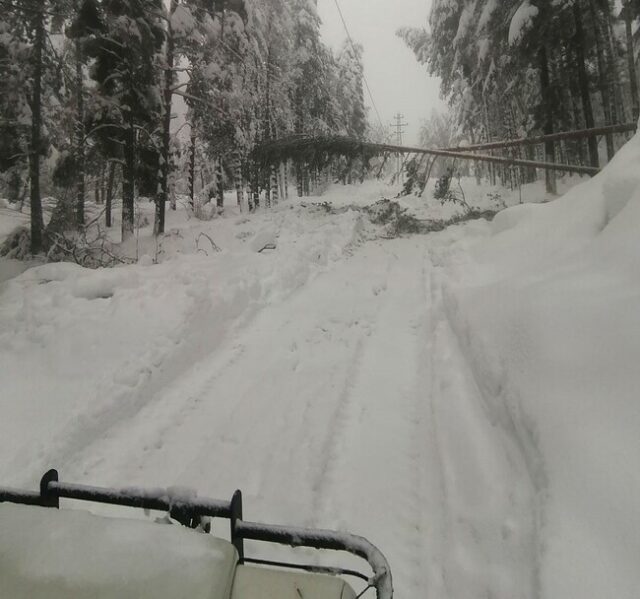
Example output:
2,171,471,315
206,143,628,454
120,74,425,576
391,112,407,145
390,112,408,183
332,0,385,132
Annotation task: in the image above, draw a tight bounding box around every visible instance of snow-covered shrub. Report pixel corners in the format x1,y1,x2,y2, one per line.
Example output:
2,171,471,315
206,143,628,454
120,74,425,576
433,170,452,200
193,194,218,221
366,199,423,236
434,171,471,214
47,223,132,268
0,226,30,259
45,195,75,238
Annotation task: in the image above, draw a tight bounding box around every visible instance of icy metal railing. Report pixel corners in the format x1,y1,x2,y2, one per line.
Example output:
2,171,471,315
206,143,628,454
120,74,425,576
0,470,393,599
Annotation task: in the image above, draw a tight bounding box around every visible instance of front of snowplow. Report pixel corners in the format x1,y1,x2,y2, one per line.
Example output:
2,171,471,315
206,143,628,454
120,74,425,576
0,470,393,599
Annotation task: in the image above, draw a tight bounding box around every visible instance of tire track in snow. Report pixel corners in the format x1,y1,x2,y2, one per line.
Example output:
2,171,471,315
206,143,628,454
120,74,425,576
311,240,432,599
309,251,397,519
64,244,396,527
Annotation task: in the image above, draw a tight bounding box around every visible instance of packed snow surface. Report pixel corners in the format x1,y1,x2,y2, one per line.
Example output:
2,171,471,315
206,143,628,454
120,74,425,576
0,153,638,599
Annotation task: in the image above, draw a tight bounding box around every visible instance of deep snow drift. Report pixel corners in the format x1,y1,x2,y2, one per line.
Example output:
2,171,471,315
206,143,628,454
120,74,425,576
435,136,640,599
0,156,638,599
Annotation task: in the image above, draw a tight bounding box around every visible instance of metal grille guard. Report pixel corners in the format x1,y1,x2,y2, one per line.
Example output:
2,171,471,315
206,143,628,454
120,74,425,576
0,470,393,599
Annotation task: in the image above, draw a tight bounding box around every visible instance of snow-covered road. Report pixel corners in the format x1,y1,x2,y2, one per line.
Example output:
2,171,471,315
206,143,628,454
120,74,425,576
5,157,640,599
48,234,535,599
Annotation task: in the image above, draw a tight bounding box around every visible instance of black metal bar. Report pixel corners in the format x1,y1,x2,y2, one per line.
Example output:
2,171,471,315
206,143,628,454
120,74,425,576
242,557,370,583
40,469,59,508
0,487,44,506
0,473,393,599
230,489,244,562
235,520,393,599
47,481,232,518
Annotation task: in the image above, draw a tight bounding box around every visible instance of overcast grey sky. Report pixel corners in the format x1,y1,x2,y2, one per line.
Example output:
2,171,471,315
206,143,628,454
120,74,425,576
317,0,444,145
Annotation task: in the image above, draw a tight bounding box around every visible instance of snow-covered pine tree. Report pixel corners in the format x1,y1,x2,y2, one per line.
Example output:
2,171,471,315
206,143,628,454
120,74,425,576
288,0,327,195
335,40,366,139
0,10,33,209
67,0,105,227
400,0,639,192
86,0,164,240
0,0,53,252
183,0,247,212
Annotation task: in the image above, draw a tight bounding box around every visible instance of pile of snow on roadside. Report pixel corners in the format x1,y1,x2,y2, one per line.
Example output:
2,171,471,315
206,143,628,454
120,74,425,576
436,132,640,599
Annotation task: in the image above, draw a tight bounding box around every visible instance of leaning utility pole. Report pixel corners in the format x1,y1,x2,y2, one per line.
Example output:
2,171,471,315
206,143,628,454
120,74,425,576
391,112,407,183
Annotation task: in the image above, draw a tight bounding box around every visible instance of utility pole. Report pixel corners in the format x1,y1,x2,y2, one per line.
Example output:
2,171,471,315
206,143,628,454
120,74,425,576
391,112,408,183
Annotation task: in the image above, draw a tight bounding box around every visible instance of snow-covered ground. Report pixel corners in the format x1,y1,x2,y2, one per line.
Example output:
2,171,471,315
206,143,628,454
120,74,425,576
0,159,638,599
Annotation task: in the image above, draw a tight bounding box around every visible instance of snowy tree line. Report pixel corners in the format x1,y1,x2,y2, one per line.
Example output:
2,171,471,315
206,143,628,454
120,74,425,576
0,0,367,253
400,0,640,192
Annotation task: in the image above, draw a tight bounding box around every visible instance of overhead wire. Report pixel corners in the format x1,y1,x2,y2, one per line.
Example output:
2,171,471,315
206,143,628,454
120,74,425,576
332,0,385,132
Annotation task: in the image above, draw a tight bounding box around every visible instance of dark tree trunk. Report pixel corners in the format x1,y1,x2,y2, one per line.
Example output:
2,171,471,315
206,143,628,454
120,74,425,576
538,45,557,194
189,131,196,209
234,152,244,210
296,161,304,197
573,0,599,168
624,0,639,120
98,164,106,204
270,164,278,205
155,1,176,236
283,161,289,199
122,108,135,240
589,0,615,160
105,161,115,228
251,162,260,210
605,3,626,124
75,39,85,227
247,161,255,212
216,157,224,208
29,0,46,253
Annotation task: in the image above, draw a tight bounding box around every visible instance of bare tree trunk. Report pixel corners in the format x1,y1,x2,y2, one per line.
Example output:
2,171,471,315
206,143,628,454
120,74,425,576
574,0,600,168
296,162,304,197
122,107,136,240
29,0,46,253
278,162,285,200
270,164,278,205
303,165,310,196
483,97,495,185
75,39,85,226
283,161,289,199
155,0,176,236
216,157,224,209
105,161,116,228
252,163,260,210
98,164,106,204
247,162,255,212
189,130,196,209
605,2,626,124
624,0,640,120
235,153,244,211
539,45,557,194
589,0,615,160
263,165,271,208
